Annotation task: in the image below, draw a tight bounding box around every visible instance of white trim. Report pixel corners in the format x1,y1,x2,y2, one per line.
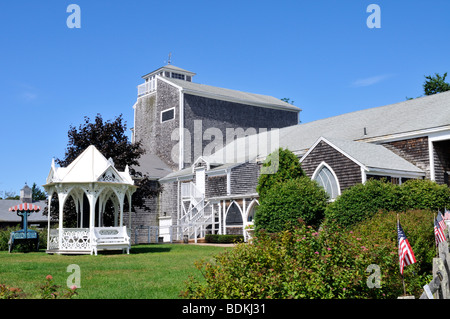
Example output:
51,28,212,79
226,170,231,195
300,136,367,170
179,88,184,170
311,161,341,199
365,167,425,178
428,138,435,181
361,166,367,184
357,126,450,144
245,198,259,223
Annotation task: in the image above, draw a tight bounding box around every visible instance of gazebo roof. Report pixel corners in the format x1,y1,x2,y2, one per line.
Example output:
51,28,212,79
45,145,135,186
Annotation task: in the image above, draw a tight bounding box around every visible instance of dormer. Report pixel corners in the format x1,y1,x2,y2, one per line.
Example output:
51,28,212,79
138,64,196,96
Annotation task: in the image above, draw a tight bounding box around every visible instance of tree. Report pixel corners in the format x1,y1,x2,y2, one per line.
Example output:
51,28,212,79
423,72,450,96
31,183,47,201
56,114,144,171
256,148,306,199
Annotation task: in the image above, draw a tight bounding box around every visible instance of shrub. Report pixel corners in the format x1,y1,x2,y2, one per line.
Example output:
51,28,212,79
326,178,450,227
401,179,450,211
256,148,306,199
182,210,433,299
255,176,328,232
205,234,244,243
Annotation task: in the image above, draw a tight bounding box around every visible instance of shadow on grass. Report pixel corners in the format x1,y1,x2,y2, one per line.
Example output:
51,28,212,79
130,244,172,254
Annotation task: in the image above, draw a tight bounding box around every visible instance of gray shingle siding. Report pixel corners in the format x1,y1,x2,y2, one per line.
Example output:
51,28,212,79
183,94,298,166
381,137,430,179
301,140,362,192
230,162,260,195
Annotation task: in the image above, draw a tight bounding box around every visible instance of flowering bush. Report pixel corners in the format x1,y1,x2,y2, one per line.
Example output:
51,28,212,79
39,275,78,299
182,211,433,299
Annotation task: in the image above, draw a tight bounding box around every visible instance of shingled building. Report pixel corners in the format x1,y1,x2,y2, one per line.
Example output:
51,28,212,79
130,64,450,242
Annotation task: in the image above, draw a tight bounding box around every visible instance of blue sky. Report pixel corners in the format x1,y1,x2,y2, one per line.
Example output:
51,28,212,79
1,0,449,196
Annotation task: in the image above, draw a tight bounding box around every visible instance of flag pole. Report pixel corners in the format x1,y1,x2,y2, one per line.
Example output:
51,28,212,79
397,214,407,296
435,211,439,257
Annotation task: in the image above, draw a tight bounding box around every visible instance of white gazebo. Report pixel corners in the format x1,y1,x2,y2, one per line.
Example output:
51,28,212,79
43,145,137,255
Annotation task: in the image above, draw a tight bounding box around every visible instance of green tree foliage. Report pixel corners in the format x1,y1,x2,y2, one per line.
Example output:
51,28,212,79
423,72,450,96
256,148,306,199
31,183,46,201
255,177,328,232
56,114,144,171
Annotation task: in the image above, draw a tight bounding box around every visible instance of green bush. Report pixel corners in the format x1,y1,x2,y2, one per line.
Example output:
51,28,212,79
325,179,401,227
326,178,450,227
256,148,306,199
205,234,244,243
182,210,433,299
255,176,329,232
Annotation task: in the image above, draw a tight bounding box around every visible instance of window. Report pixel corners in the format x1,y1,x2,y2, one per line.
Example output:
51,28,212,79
171,72,185,80
313,163,340,200
161,108,175,123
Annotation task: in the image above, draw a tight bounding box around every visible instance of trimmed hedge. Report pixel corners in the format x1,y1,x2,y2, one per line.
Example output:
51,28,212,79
205,234,244,243
325,178,450,227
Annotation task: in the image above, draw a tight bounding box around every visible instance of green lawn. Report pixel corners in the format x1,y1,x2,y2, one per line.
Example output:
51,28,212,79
0,244,227,299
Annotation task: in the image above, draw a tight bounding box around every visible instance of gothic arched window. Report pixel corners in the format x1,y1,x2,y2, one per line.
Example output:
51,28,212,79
313,163,340,200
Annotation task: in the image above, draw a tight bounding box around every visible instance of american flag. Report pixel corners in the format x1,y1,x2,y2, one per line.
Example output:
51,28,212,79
444,208,450,221
434,219,446,246
437,212,447,230
397,221,416,275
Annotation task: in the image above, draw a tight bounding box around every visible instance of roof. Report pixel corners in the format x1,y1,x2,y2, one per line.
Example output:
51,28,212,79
45,145,135,186
203,91,450,164
0,200,48,223
142,64,196,79
304,137,425,175
160,76,301,112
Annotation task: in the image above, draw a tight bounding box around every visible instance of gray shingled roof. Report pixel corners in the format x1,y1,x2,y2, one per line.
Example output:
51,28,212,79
317,137,424,174
205,90,450,164
0,200,48,223
161,77,301,112
280,90,450,153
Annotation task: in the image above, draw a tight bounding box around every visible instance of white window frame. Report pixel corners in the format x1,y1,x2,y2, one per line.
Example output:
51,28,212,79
160,107,176,123
311,161,341,200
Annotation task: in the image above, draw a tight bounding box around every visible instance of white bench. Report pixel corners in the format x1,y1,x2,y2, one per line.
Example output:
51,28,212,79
91,226,130,256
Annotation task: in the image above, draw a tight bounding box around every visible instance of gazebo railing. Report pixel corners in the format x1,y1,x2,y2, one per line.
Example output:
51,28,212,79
49,228,90,251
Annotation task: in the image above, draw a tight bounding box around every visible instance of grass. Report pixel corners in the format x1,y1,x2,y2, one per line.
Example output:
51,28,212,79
0,244,228,299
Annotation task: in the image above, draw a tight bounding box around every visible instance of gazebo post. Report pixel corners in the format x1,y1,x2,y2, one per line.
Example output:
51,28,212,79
57,192,67,250
46,192,52,251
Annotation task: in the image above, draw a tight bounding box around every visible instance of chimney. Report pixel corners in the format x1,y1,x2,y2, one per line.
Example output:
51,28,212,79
20,184,32,203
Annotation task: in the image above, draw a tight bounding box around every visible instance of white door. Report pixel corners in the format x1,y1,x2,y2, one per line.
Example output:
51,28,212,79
195,168,206,195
